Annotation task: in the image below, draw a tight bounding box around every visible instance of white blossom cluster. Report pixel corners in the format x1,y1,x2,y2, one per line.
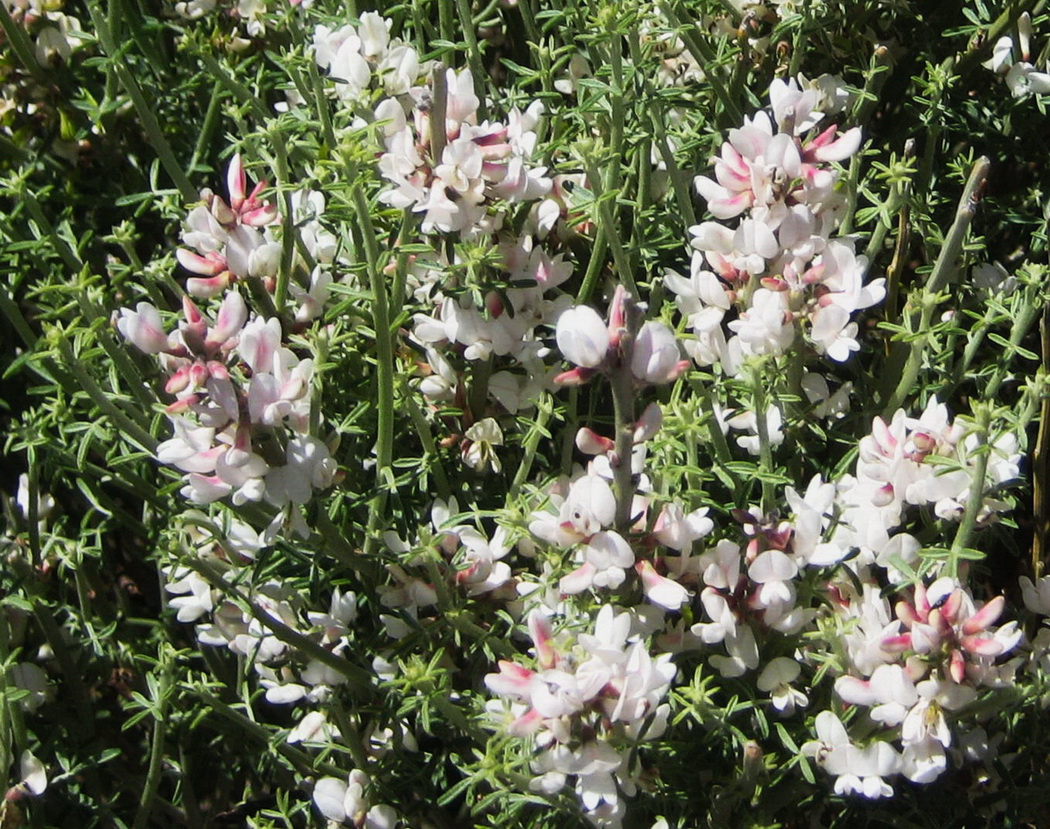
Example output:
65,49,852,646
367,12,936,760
485,608,675,828
669,396,1023,797
117,153,338,538
983,12,1050,98
171,0,292,47
313,15,575,468
160,514,405,822
667,75,883,375
175,154,335,315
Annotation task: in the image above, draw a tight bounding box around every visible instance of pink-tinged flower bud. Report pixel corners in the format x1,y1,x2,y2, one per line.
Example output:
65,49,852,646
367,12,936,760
165,395,196,414
871,483,895,508
806,126,862,162
207,361,230,381
187,273,233,299
961,635,1005,657
556,305,609,368
895,600,919,627
1020,11,1033,60
227,153,246,212
941,589,963,624
484,659,536,696
226,422,253,468
473,125,509,148
949,649,966,683
880,633,912,652
182,295,204,326
871,416,898,454
635,560,689,610
631,321,683,385
802,263,826,285
607,284,628,349
575,428,614,455
911,431,937,453
507,708,543,737
633,402,663,443
241,203,278,227
484,291,504,318
481,161,508,181
177,248,227,276
559,561,597,595
165,365,192,395
206,291,248,348
961,595,1005,635
210,196,236,226
528,611,557,670
188,362,209,389
553,367,596,386
117,303,170,354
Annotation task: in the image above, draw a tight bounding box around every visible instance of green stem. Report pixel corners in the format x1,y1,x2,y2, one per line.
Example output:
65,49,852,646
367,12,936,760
518,0,541,41
402,379,452,501
575,232,609,305
270,130,295,312
0,279,38,348
196,49,270,121
438,0,454,46
57,336,158,452
751,364,776,515
349,174,395,557
430,63,448,165
89,2,196,202
649,103,695,228
946,405,991,578
190,81,225,173
130,650,174,829
659,1,742,126
188,556,374,692
26,445,40,567
510,393,553,498
849,45,892,129
582,156,637,297
20,187,84,273
880,157,989,417
193,689,345,777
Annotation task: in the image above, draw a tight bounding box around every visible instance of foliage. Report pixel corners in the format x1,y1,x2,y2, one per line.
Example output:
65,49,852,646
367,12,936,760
3,1,1050,827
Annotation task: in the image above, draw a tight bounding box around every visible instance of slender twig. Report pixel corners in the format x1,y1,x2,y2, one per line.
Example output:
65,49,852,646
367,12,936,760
131,650,174,829
1033,302,1050,578
348,172,395,557
880,157,990,416
88,2,196,202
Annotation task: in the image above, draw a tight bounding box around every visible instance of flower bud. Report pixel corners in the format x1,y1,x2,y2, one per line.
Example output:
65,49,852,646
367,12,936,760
556,305,608,368
631,321,684,385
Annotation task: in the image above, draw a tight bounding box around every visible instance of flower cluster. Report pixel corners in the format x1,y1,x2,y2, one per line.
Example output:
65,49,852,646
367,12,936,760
117,154,338,536
983,12,1050,98
485,608,675,827
668,75,881,374
555,286,689,388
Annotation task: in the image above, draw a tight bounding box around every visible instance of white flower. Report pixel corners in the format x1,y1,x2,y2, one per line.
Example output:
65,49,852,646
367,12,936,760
463,418,504,473
556,305,609,368
18,750,47,797
757,657,807,714
313,770,396,826
631,321,685,384
1006,61,1050,97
